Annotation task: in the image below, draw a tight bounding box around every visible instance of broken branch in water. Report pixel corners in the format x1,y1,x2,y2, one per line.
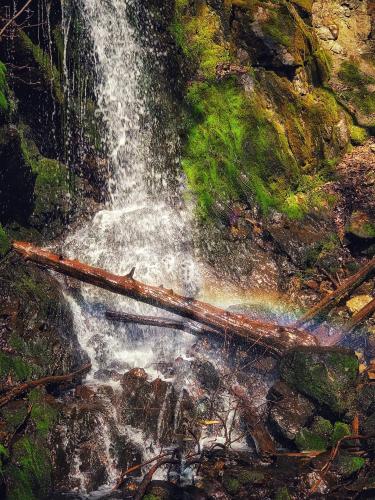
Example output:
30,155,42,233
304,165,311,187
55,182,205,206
295,257,375,328
113,451,173,491
12,241,318,356
106,310,221,336
134,457,179,500
309,434,374,495
0,363,91,409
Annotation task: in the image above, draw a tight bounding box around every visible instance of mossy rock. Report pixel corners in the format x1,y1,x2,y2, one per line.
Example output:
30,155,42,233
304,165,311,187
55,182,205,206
279,347,359,414
19,126,75,234
346,211,375,240
335,453,365,478
336,61,375,127
0,61,9,115
0,254,86,384
0,224,10,258
295,428,327,451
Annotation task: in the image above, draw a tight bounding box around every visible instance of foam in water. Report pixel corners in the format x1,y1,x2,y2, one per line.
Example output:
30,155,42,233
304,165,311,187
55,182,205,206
63,0,201,379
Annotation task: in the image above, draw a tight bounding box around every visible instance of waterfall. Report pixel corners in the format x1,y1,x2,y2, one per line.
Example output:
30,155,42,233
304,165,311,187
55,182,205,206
63,0,201,379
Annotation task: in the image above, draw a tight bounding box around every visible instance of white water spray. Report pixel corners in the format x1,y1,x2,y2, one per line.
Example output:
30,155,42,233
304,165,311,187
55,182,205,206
64,0,200,380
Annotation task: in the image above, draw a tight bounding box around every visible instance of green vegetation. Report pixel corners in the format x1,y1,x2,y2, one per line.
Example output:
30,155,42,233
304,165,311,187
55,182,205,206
350,125,368,145
170,2,231,78
0,224,10,257
19,127,71,224
295,428,327,451
19,31,64,104
262,4,295,48
336,454,365,477
0,61,8,112
338,61,375,115
223,476,240,494
331,421,351,444
275,487,292,500
182,79,304,217
0,352,33,381
280,348,359,414
8,437,51,500
28,389,58,437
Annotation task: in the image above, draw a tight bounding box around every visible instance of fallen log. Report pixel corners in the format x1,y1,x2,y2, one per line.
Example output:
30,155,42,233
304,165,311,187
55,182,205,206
12,241,318,356
343,297,375,333
106,310,221,336
0,363,91,409
295,257,375,328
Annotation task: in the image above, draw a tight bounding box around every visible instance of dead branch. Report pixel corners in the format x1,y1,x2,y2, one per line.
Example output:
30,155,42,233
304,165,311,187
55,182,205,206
134,457,179,500
230,385,276,458
12,241,318,357
295,257,375,328
0,363,91,409
309,434,374,495
113,451,172,491
106,310,221,337
0,0,32,39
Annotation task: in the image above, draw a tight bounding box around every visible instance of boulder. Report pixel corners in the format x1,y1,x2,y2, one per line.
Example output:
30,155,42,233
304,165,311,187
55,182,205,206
279,347,359,415
269,381,315,441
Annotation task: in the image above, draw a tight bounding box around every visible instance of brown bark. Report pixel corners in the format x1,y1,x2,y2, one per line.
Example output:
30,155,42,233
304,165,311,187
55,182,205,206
0,363,91,409
12,241,318,356
230,385,276,457
106,310,221,336
295,257,375,328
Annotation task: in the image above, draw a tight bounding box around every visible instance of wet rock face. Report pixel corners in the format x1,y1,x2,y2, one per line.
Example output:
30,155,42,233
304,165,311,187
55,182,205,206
269,381,315,441
51,385,143,493
120,369,177,445
279,346,359,415
0,254,86,381
0,126,34,225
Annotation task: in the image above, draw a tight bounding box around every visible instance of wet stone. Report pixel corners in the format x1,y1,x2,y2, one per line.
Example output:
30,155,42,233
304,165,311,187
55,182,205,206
269,381,315,441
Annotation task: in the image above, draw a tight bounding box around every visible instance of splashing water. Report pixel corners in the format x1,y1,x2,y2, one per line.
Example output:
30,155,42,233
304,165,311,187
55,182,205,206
63,0,201,379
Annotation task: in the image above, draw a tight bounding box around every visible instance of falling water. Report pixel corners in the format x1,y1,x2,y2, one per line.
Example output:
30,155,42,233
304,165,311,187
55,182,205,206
63,0,201,378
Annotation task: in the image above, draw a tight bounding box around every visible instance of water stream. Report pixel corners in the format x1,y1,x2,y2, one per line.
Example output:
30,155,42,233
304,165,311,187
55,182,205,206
63,0,201,380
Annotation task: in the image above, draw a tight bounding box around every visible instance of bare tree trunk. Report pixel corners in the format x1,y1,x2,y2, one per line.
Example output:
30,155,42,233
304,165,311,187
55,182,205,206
13,241,318,356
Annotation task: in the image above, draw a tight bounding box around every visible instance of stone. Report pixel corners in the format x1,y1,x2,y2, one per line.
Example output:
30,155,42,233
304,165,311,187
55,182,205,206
346,211,375,239
279,347,359,414
269,382,315,441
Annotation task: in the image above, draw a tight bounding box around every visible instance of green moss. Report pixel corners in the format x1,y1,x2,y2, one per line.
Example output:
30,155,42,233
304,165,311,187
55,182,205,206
238,470,265,484
280,347,359,414
350,125,368,145
0,224,10,257
262,5,295,48
337,62,375,116
0,352,32,381
19,126,71,222
223,476,240,494
0,444,9,475
143,495,160,500
275,486,292,500
295,428,327,451
8,437,51,500
19,31,64,104
336,454,365,477
28,389,57,437
311,417,333,440
331,422,351,445
170,3,231,79
313,48,333,84
182,79,301,217
0,61,8,112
